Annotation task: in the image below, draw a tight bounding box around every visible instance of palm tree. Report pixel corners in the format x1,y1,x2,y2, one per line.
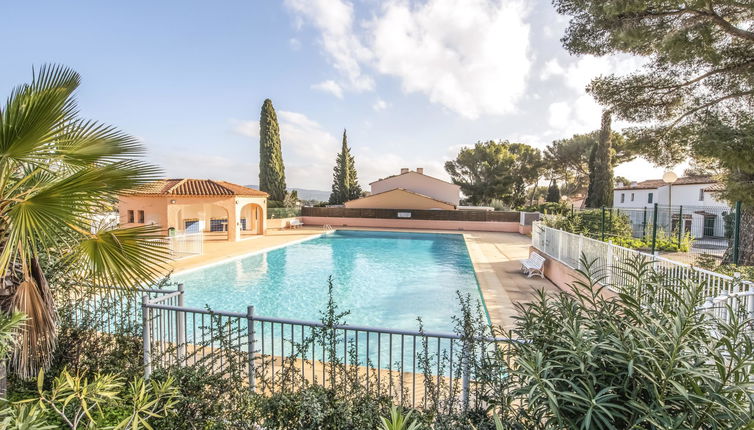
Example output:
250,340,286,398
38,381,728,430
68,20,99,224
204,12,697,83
0,65,170,378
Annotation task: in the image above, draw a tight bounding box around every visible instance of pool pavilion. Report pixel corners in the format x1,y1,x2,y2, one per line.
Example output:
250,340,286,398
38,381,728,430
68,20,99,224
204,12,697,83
118,179,268,241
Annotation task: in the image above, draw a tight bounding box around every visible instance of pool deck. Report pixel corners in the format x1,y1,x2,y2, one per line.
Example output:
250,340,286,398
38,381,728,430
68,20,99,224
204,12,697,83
166,227,560,330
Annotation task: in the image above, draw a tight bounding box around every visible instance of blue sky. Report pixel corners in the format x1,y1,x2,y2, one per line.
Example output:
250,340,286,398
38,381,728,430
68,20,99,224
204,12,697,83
1,0,669,190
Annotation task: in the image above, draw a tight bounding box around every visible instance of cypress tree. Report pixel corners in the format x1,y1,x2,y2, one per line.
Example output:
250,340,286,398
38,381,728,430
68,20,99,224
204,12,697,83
329,129,362,205
259,99,287,202
546,179,561,203
585,111,614,208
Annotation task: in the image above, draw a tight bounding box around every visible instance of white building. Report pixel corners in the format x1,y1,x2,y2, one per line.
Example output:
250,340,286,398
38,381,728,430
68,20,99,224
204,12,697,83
613,177,731,239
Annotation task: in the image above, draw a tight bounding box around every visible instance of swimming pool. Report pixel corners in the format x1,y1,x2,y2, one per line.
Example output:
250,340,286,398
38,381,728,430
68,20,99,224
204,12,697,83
174,230,486,332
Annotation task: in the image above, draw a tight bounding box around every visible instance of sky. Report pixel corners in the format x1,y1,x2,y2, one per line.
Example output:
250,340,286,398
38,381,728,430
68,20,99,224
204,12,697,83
0,0,677,191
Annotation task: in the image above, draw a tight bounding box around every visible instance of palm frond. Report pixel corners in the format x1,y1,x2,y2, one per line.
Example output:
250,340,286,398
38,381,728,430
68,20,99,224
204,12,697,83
0,312,27,360
66,225,171,290
0,64,80,165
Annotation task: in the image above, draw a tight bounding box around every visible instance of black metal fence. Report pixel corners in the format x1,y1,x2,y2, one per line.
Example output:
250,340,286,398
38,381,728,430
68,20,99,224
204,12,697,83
557,203,742,266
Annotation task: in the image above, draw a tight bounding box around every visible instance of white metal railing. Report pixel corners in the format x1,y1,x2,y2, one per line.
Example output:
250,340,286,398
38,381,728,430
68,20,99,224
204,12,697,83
138,288,518,409
531,222,754,326
154,232,204,258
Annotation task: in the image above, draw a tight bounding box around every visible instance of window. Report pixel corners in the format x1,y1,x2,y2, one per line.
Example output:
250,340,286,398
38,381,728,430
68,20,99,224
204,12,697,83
699,189,705,201
127,210,134,223
210,218,228,232
620,193,625,203
631,193,635,202
137,210,145,223
648,193,654,204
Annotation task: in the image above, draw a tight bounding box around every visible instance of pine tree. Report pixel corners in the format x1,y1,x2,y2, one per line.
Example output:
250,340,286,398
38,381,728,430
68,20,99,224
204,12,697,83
259,99,287,202
546,179,561,203
585,111,614,208
329,130,362,205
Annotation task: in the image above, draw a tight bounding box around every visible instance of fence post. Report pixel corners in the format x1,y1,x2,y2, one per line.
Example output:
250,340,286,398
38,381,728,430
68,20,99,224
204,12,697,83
557,230,563,261
651,203,659,254
247,306,256,392
677,205,683,247
176,284,186,364
577,234,584,270
461,339,471,410
642,206,647,238
601,207,606,241
606,241,614,284
141,295,152,379
733,201,742,265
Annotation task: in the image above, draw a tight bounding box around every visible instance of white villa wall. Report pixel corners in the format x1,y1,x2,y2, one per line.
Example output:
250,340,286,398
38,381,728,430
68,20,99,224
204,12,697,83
614,183,728,208
370,171,460,206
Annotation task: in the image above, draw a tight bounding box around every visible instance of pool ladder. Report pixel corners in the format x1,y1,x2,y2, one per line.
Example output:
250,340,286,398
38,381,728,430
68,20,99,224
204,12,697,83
323,224,334,233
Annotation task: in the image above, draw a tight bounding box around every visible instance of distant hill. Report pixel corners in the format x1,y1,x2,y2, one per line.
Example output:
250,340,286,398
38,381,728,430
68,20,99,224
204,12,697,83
246,185,330,202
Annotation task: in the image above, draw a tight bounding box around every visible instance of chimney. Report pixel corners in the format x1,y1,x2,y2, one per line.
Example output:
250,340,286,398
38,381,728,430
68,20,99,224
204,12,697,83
400,168,409,174
416,167,424,174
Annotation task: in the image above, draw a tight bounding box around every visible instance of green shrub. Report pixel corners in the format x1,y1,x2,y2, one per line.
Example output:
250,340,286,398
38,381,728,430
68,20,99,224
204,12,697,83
508,256,754,429
516,202,571,215
543,209,633,239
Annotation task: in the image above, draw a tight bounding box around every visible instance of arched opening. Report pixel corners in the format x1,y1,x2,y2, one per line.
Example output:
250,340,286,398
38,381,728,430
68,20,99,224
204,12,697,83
174,203,229,241
239,203,264,237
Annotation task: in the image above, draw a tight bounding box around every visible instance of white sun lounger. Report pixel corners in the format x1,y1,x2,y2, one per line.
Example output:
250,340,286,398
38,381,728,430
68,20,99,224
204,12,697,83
288,219,303,229
520,252,545,279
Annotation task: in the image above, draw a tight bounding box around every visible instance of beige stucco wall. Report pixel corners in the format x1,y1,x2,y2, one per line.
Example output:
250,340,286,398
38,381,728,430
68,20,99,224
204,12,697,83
370,172,460,206
118,195,267,241
345,189,455,210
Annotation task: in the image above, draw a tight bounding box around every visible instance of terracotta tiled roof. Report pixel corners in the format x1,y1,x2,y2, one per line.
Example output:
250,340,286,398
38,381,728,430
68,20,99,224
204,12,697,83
702,182,725,192
615,176,718,190
127,179,268,197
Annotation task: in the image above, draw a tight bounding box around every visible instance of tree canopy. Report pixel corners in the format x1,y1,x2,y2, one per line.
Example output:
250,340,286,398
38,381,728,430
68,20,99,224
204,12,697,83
554,0,754,263
545,128,634,198
445,141,543,206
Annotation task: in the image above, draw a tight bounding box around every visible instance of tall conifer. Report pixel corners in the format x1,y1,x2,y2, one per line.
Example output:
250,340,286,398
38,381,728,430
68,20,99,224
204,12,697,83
259,99,287,201
329,130,362,204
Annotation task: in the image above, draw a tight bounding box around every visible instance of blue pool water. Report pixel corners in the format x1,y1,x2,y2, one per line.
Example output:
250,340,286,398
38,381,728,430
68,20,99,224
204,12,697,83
173,230,485,332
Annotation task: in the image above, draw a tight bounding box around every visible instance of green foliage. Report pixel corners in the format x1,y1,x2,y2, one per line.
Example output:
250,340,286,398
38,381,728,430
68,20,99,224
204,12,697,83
0,313,27,361
259,98,287,201
0,403,56,430
12,368,175,430
517,202,571,216
0,64,171,377
267,207,302,219
445,141,543,206
510,256,754,429
585,111,614,208
545,129,635,198
553,0,754,261
379,406,422,430
545,179,560,203
329,130,362,205
544,209,632,239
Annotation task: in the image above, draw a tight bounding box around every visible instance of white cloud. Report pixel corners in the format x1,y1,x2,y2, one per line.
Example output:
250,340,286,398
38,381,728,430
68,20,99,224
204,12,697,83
286,0,532,118
541,55,644,92
372,99,388,111
311,80,344,98
289,38,301,50
284,0,374,91
232,111,340,189
368,0,531,119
